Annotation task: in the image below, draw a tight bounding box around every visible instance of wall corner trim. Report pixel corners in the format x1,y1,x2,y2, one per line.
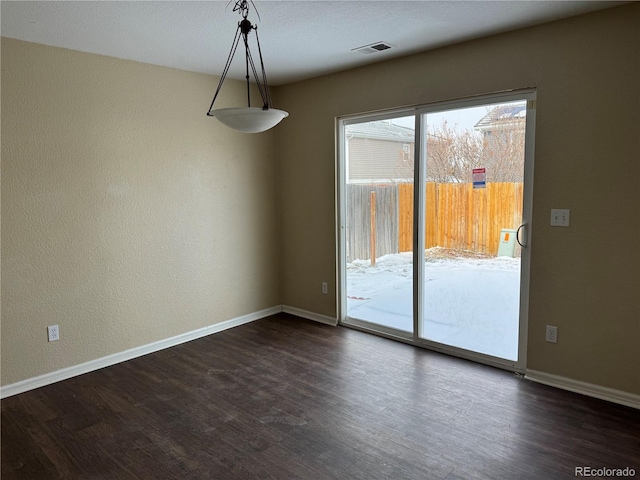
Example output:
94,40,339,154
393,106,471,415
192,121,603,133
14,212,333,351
0,306,282,399
282,305,338,326
525,369,640,410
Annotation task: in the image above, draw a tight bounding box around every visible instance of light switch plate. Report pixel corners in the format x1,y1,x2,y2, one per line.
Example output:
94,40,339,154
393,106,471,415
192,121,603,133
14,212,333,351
550,209,570,227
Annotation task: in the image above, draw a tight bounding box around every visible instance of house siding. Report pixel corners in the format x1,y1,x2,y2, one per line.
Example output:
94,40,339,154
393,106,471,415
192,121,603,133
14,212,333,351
348,137,414,183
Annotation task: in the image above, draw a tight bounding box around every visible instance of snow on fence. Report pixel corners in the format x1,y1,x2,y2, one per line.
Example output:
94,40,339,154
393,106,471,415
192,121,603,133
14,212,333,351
347,182,524,261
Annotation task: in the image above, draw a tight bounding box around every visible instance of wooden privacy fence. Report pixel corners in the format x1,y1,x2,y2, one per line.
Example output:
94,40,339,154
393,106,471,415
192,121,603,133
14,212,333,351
347,184,398,262
347,182,523,261
399,182,524,255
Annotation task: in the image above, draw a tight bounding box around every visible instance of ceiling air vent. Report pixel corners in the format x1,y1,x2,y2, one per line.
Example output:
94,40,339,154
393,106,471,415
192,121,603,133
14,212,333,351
352,42,395,55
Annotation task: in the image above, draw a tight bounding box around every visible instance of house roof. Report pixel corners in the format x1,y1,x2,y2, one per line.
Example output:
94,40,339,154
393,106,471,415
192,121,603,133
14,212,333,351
474,103,527,130
347,121,415,142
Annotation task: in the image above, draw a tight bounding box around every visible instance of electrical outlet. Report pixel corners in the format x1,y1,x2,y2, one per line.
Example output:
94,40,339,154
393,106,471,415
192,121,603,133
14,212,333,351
322,282,328,295
48,325,60,342
545,325,558,343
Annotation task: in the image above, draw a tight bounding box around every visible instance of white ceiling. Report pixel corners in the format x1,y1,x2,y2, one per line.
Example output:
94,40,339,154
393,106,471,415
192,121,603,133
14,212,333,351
1,1,627,86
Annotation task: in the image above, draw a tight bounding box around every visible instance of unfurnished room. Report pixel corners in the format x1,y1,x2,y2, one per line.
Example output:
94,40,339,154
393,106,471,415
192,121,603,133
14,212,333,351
1,1,639,478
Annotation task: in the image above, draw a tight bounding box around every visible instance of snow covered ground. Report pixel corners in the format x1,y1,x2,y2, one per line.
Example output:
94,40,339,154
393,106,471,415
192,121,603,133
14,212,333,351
346,249,521,360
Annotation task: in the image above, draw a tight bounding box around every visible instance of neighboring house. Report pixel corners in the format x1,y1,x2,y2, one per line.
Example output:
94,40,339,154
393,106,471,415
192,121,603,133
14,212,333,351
346,105,527,186
473,103,527,182
346,120,415,183
474,102,526,140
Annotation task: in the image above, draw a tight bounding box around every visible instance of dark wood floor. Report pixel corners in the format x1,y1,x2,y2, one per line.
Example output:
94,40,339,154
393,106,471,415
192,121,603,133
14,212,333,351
2,314,639,479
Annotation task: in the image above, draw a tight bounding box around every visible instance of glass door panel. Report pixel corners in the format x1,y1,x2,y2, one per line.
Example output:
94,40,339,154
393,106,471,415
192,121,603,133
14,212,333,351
344,115,415,333
419,101,528,361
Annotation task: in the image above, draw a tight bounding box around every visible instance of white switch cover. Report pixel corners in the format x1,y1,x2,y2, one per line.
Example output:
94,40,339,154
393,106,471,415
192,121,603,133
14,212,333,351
550,209,570,227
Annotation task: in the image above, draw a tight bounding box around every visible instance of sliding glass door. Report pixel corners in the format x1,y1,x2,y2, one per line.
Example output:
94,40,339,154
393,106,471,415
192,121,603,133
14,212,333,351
342,114,416,337
418,101,528,361
339,91,535,370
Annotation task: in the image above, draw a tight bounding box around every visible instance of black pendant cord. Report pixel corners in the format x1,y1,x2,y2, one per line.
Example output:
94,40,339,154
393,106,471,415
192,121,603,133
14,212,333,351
254,27,273,109
208,0,275,114
244,33,251,107
207,25,243,115
244,30,270,109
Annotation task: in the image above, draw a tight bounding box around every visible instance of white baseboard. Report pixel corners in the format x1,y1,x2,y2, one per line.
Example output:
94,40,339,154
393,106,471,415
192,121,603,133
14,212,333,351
525,369,640,410
0,306,282,399
282,305,338,326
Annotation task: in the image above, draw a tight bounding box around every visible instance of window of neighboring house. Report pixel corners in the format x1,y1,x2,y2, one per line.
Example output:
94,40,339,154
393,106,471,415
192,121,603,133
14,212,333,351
402,143,411,162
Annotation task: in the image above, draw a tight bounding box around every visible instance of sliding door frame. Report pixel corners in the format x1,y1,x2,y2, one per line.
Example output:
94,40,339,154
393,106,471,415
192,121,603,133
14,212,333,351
337,108,417,342
337,89,536,373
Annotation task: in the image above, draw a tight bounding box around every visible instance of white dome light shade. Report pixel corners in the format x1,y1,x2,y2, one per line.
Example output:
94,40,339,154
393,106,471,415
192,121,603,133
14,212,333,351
211,107,289,133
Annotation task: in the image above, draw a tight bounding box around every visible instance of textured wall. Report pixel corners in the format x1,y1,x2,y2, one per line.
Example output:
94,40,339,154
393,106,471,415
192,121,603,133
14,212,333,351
2,5,639,397
276,5,640,394
1,38,280,386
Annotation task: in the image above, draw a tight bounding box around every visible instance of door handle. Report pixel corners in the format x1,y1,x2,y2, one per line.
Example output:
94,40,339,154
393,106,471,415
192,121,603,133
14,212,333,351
516,224,528,248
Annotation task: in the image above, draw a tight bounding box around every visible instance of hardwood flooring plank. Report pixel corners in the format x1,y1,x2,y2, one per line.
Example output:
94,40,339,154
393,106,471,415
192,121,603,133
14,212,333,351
2,313,639,479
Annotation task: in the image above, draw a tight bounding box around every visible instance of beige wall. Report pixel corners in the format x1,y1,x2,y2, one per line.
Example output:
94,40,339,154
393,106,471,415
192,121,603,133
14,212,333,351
1,38,281,386
2,4,639,397
276,4,640,394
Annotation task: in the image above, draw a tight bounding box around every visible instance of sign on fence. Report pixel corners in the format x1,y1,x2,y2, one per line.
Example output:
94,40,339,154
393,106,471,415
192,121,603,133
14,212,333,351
472,168,487,189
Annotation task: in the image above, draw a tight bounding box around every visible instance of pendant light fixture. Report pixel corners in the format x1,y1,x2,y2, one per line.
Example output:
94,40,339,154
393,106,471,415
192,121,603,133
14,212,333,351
207,0,288,133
